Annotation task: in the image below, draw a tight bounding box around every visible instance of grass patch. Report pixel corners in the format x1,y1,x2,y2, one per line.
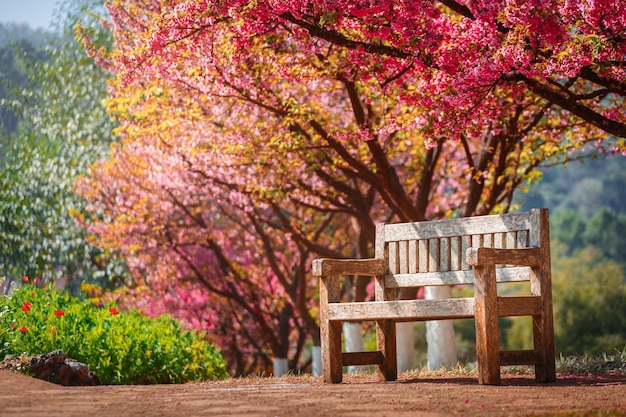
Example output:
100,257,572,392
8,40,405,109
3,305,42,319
556,348,626,376
397,348,626,379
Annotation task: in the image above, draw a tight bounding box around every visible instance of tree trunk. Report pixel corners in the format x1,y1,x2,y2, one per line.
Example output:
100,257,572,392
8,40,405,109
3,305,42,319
311,345,321,376
396,322,415,372
425,286,457,369
273,357,289,377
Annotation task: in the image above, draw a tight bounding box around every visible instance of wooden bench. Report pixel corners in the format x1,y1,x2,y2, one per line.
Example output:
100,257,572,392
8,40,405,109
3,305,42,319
313,208,556,385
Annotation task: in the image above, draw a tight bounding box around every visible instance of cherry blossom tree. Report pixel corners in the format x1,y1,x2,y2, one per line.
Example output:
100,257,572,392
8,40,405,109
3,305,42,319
79,0,624,374
106,1,626,147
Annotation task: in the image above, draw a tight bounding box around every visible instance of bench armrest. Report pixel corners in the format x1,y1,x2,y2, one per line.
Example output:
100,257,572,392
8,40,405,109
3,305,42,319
466,247,542,267
312,258,385,277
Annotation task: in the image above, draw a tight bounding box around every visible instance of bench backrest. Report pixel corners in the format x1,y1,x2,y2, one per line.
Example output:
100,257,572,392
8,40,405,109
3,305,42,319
376,208,549,290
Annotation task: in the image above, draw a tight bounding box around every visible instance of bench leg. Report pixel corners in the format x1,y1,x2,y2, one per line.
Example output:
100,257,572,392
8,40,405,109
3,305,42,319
320,274,343,383
533,314,556,383
474,265,501,385
376,319,397,381
321,320,343,383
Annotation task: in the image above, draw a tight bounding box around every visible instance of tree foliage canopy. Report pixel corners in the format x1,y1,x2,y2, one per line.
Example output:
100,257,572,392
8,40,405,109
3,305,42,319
75,0,626,373
0,3,124,288
107,0,626,149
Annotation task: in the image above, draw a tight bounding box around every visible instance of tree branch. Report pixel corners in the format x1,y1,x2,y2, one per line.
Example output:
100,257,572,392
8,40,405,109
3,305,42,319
506,73,626,138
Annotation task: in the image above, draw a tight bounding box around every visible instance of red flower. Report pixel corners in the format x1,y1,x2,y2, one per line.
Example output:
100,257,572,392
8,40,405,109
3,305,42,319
33,278,40,285
108,307,120,315
21,276,29,283
54,309,65,317
21,302,32,312
12,323,17,330
19,327,28,333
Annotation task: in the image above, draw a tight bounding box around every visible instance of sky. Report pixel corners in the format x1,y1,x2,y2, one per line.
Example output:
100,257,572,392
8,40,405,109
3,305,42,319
0,0,58,30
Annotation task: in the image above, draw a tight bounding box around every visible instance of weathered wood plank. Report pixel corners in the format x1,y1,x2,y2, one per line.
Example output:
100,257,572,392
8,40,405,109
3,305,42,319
494,232,504,249
399,240,408,274
518,230,529,248
466,247,542,267
440,237,450,272
409,240,417,274
500,350,540,366
389,241,398,274
506,231,517,249
320,274,343,383
327,294,542,322
472,234,482,251
450,236,461,270
315,208,555,386
313,258,385,277
385,267,532,287
474,262,501,385
342,351,384,366
531,208,556,383
375,224,389,302
376,319,397,380
461,235,471,270
419,239,428,273
383,212,532,241
497,296,542,317
375,222,386,259
327,298,476,321
429,238,439,272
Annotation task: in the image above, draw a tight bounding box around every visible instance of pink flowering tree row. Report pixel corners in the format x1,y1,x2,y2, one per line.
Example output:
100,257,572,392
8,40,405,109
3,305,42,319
77,0,624,374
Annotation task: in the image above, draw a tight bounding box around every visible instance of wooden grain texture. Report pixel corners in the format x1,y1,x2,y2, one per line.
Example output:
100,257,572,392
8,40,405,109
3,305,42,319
465,247,542,267
328,298,476,321
385,267,532,288
314,208,555,385
500,350,541,366
531,209,556,383
376,319,397,381
474,263,501,385
319,275,342,383
383,212,532,241
312,258,385,277
342,351,384,366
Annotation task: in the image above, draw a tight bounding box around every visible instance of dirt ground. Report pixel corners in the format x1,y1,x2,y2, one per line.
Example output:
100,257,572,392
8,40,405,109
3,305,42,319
1,370,624,417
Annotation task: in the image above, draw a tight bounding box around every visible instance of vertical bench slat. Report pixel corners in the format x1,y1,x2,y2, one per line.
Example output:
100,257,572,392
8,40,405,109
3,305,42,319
389,241,398,274
461,235,471,270
506,231,516,248
471,235,482,259
494,232,504,249
440,237,450,272
450,236,461,271
419,239,428,273
409,240,417,274
518,230,528,248
429,238,440,272
399,240,408,274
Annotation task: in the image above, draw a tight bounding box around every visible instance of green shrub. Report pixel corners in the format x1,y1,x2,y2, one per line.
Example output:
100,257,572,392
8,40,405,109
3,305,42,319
0,284,228,384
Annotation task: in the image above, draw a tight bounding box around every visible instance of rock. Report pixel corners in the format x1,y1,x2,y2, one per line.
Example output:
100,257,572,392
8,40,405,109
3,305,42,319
0,354,30,372
14,350,101,386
